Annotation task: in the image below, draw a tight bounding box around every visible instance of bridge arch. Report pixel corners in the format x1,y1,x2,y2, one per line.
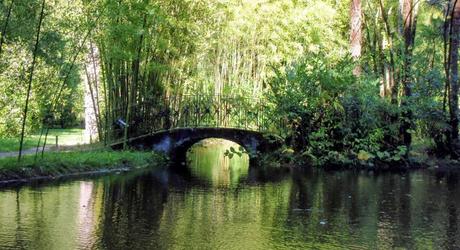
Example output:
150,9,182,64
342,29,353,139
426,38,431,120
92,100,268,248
111,127,281,165
169,134,255,164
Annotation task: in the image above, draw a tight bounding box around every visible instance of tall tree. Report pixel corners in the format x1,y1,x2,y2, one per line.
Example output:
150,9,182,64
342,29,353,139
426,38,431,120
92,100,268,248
378,0,397,99
18,0,46,161
446,0,460,156
0,0,14,58
350,0,362,76
400,0,419,148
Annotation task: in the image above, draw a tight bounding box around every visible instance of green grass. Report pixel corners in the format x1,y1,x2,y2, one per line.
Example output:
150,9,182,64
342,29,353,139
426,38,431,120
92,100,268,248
0,150,166,181
0,138,39,153
0,128,86,152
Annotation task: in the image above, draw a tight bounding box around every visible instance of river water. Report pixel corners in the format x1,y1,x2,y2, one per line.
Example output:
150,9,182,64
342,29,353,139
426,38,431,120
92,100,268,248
0,139,460,249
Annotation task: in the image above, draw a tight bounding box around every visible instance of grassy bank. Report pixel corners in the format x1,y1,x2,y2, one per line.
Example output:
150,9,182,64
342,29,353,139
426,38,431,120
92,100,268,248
0,128,86,152
0,150,167,183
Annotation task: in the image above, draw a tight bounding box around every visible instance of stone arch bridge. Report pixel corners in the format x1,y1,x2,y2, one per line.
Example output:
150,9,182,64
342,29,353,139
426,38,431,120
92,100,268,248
109,94,285,163
111,127,282,164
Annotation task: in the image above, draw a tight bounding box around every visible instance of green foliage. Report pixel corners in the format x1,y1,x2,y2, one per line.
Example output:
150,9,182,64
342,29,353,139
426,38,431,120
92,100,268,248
0,0,455,167
224,146,248,159
268,54,407,168
0,0,84,136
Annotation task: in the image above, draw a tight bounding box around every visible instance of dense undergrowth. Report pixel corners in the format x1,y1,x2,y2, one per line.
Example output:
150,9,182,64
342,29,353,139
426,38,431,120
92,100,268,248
266,54,444,169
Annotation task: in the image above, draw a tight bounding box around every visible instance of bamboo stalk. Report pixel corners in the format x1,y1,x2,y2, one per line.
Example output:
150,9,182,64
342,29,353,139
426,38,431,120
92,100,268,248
18,0,46,162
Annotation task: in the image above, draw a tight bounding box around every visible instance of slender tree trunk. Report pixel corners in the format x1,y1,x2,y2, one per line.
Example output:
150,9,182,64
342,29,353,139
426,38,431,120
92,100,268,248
40,13,98,156
350,0,362,76
400,0,419,148
84,59,101,142
18,0,46,161
448,0,460,155
123,14,147,149
379,0,397,101
87,42,102,140
90,43,101,119
363,16,379,75
444,1,454,114
98,42,110,145
0,0,14,58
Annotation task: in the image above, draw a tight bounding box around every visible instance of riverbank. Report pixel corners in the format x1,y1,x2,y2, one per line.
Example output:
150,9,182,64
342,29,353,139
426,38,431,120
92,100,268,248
0,150,167,184
257,142,460,173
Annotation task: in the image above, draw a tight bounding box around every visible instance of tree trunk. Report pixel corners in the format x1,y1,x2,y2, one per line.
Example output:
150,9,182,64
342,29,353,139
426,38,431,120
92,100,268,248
123,14,147,149
350,0,362,76
84,43,102,143
400,0,419,148
378,0,397,100
448,0,460,154
0,0,14,58
18,0,46,161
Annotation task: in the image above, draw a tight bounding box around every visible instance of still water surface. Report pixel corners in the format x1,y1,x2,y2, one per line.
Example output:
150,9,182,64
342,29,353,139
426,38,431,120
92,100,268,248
0,139,460,249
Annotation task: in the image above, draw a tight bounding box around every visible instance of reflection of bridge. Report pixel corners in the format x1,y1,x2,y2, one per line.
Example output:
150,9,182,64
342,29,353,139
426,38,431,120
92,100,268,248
109,94,284,161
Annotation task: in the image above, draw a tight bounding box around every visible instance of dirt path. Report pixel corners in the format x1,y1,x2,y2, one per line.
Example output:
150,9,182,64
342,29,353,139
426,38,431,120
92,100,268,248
0,146,54,159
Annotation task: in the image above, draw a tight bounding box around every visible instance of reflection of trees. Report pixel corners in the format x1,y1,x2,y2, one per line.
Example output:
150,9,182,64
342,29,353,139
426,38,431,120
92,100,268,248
288,168,315,211
154,179,292,249
376,175,394,247
375,173,413,249
14,189,26,250
398,174,413,247
345,172,360,226
76,182,99,249
446,174,459,249
99,171,170,249
279,170,419,248
1,170,460,249
0,182,94,249
278,168,318,243
282,170,367,247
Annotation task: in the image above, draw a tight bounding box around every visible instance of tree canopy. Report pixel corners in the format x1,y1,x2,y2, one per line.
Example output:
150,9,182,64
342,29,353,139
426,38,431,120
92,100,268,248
1,0,460,165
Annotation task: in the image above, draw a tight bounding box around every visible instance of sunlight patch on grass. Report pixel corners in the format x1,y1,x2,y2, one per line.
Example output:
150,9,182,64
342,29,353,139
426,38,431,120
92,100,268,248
0,128,87,152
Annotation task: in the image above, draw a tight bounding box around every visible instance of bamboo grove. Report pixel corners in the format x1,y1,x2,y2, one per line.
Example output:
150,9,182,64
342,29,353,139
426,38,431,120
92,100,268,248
2,0,460,165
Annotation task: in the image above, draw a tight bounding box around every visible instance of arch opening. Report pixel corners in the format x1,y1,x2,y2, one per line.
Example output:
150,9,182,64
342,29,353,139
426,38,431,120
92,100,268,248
186,138,249,187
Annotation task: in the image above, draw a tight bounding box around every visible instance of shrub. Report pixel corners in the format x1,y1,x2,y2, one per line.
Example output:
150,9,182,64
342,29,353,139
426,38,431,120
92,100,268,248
267,54,407,167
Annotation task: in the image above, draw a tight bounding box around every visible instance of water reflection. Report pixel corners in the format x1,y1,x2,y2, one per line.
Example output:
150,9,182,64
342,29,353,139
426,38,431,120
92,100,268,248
0,165,460,249
76,182,97,249
186,139,249,187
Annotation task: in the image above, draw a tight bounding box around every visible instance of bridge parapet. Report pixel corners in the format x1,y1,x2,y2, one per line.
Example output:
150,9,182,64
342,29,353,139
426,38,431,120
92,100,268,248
105,94,285,141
